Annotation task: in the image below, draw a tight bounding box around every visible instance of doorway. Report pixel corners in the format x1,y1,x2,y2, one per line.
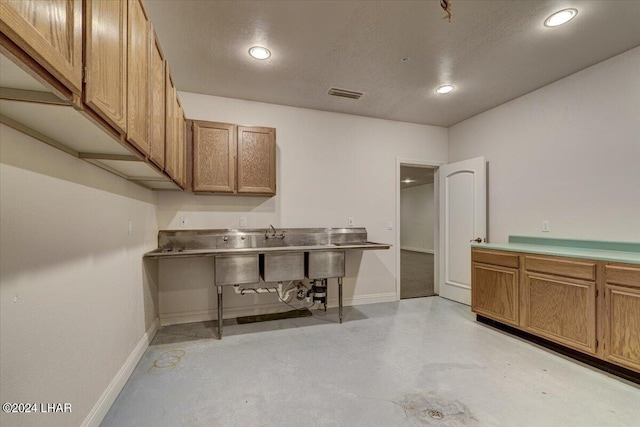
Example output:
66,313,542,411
395,157,486,304
398,164,438,299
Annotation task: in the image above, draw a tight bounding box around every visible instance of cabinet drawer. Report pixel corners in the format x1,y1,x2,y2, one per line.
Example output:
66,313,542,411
472,249,519,268
525,256,596,281
605,264,640,288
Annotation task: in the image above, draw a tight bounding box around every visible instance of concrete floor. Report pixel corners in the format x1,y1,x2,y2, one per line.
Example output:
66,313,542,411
101,297,640,427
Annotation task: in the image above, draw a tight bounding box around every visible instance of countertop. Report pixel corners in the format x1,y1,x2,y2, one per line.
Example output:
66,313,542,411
471,236,640,264
144,241,391,259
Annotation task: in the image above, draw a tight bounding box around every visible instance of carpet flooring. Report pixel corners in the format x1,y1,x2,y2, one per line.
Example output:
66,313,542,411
400,250,435,299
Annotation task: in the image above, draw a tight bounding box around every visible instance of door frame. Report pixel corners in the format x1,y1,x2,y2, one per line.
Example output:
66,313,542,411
395,158,445,300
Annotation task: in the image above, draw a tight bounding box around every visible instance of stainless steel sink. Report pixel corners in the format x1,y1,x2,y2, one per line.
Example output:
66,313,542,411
148,228,391,340
215,254,259,286
260,252,305,282
305,250,345,279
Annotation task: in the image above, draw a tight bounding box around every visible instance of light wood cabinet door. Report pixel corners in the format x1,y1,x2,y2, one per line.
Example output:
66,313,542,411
148,27,165,168
237,126,276,195
85,0,127,133
176,104,186,187
472,263,519,326
0,0,82,94
192,121,236,193
126,0,149,154
604,264,640,372
524,272,597,355
164,67,177,179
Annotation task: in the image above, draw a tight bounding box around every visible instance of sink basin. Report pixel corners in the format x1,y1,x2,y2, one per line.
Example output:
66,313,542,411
306,250,345,279
215,254,259,285
260,252,305,282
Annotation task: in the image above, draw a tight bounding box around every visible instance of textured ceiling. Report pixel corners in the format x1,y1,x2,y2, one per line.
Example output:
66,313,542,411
146,1,640,127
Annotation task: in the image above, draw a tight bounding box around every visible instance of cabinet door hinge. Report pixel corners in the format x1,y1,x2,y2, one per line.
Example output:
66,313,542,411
595,339,599,349
595,289,599,297
82,66,88,84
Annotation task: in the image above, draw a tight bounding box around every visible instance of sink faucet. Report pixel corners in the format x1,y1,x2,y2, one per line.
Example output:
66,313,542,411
265,224,276,239
265,224,285,239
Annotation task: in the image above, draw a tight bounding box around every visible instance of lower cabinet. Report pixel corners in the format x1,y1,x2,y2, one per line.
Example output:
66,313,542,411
472,250,519,326
523,272,597,355
471,248,640,374
604,264,640,372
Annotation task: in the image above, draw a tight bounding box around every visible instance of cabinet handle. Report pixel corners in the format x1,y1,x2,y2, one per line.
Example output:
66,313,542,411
470,238,483,243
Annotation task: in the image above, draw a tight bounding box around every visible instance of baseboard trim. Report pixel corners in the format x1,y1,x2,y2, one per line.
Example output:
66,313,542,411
160,292,398,326
81,318,160,427
401,246,434,254
336,292,398,306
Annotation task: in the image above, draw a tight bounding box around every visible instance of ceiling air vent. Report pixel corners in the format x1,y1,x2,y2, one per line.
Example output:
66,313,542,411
328,87,363,100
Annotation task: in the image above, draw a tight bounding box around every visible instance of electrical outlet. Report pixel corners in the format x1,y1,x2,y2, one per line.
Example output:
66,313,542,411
240,216,247,228
387,220,393,230
128,220,133,236
348,217,354,227
179,217,188,228
542,220,550,232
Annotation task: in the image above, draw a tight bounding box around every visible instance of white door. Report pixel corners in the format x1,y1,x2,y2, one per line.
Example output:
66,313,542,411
438,156,486,305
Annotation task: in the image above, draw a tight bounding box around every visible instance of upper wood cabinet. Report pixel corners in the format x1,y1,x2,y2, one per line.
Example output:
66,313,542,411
126,0,149,154
176,103,186,187
148,26,165,169
163,66,186,188
0,0,83,95
237,126,276,194
192,121,236,193
603,263,640,371
191,122,276,195
164,66,177,180
1,0,188,190
85,0,127,133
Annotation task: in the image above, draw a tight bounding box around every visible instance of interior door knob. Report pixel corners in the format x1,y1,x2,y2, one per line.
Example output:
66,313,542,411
470,238,482,243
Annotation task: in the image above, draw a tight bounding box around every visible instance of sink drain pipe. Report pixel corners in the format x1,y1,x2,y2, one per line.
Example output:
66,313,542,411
233,282,295,301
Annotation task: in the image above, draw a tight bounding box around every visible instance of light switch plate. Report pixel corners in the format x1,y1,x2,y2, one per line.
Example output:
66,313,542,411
542,220,550,232
179,217,188,228
240,216,247,228
128,220,133,236
348,217,354,227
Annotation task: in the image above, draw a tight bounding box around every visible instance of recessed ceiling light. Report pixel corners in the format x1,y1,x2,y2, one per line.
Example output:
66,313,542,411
248,46,271,60
544,8,578,27
436,85,454,94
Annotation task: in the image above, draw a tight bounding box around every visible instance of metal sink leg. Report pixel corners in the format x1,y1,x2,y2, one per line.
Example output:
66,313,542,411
324,279,328,312
217,285,223,339
338,277,343,324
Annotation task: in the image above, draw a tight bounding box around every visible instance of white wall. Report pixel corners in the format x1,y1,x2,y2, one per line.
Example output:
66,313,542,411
0,125,159,427
400,183,435,252
449,47,640,243
156,94,448,324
